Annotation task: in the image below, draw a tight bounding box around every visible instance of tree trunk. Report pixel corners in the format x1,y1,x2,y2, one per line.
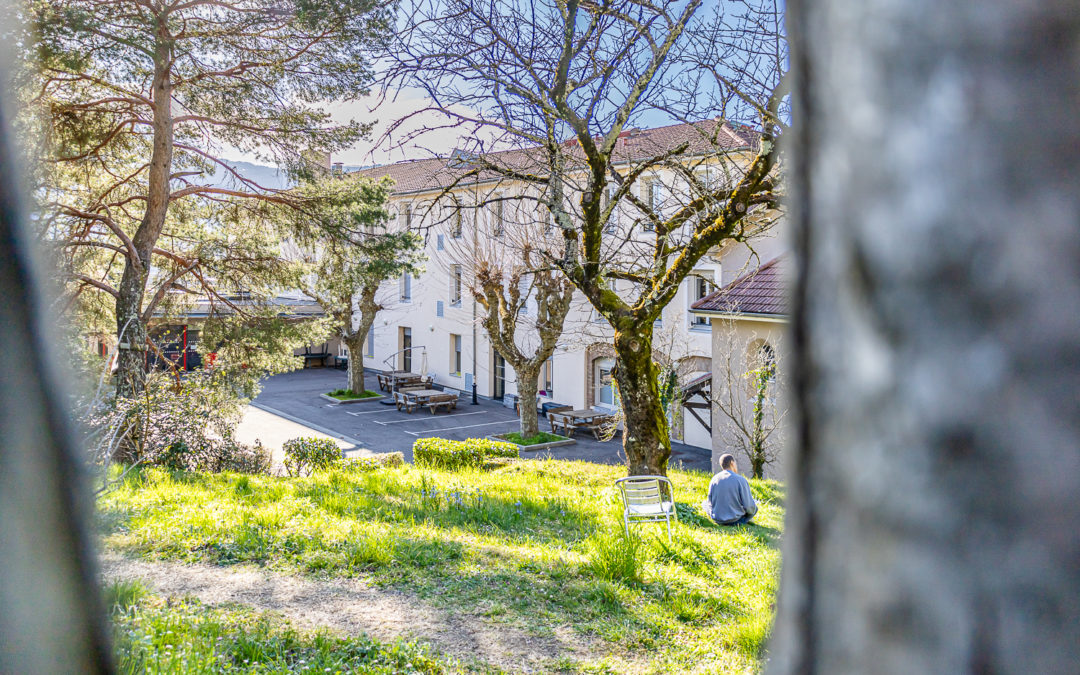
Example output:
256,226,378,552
345,285,379,394
612,323,671,476
343,332,366,394
514,363,540,437
769,1,1080,673
114,25,173,399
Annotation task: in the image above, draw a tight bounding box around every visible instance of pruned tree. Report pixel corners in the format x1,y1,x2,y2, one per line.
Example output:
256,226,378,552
383,0,787,475
24,0,391,397
285,176,425,395
444,197,575,437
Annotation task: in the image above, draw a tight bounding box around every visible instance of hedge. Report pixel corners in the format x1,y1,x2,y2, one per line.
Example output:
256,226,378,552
412,437,519,469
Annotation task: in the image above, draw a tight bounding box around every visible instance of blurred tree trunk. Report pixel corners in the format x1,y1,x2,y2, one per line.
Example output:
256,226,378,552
770,1,1080,673
0,60,113,672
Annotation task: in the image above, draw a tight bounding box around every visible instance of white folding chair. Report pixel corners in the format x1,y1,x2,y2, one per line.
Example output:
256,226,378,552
615,475,678,541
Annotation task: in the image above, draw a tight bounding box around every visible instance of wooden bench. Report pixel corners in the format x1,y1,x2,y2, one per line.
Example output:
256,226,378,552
546,406,574,435
425,393,459,414
574,414,616,440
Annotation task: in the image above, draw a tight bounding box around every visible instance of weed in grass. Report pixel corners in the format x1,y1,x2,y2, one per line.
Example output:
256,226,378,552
586,531,644,584
103,579,150,613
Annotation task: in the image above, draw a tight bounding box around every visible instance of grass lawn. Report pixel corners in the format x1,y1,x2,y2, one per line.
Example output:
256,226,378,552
99,459,783,673
495,431,570,446
326,389,381,400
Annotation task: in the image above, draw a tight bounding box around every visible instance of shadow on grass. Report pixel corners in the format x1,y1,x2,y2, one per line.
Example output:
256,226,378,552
674,502,781,542
293,480,600,547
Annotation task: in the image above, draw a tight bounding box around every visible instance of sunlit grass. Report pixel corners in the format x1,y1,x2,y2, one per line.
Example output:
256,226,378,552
99,459,783,673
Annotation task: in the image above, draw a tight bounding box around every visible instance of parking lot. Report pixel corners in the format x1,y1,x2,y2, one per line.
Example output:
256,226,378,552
244,368,711,471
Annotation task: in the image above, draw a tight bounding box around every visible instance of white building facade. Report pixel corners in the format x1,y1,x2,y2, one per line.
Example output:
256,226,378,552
349,122,773,450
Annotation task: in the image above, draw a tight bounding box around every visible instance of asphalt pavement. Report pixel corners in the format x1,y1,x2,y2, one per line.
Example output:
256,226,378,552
246,368,711,471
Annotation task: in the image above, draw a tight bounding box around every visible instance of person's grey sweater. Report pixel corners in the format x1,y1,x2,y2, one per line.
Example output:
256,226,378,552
702,470,757,524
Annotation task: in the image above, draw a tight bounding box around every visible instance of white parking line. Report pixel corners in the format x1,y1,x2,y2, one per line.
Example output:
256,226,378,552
374,411,488,426
345,408,402,416
405,420,519,437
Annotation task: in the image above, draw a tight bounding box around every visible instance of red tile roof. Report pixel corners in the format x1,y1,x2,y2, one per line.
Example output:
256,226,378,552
691,255,787,317
352,120,756,195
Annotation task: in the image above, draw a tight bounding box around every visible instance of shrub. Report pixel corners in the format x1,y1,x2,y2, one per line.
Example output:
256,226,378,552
412,437,518,469
341,452,405,472
283,437,342,476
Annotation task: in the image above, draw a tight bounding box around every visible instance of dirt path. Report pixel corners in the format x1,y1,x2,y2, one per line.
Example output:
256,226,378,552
100,552,611,673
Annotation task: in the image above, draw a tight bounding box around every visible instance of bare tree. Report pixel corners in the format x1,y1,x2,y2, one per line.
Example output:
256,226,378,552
383,0,786,475
24,0,390,397
770,0,1080,672
444,195,574,437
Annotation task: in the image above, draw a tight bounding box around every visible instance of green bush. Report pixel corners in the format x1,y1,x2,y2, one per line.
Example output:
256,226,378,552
283,437,342,477
413,437,518,469
341,452,405,472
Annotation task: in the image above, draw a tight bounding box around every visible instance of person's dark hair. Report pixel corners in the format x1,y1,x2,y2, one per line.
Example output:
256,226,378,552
720,454,736,470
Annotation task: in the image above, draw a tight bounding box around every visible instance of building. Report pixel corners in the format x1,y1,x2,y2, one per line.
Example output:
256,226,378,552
348,121,773,450
690,253,789,477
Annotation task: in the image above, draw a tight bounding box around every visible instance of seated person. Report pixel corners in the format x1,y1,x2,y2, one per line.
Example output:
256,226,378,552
701,454,757,526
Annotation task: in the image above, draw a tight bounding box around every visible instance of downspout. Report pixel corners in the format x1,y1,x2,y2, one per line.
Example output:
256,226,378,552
471,178,479,404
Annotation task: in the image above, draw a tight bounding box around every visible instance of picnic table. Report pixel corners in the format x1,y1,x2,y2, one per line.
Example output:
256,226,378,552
548,408,616,439
394,388,459,414
377,370,429,391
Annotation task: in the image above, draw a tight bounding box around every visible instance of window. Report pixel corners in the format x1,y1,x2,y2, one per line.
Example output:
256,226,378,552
366,328,375,357
605,185,619,232
642,179,661,230
436,234,444,251
450,334,462,376
517,276,529,314
594,357,615,408
691,274,713,326
399,271,412,302
540,359,554,398
400,327,412,371
758,342,777,379
450,265,462,306
403,203,413,229
493,198,505,236
451,204,463,238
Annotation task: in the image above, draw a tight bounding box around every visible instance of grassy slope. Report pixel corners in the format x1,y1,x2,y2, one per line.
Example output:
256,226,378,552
99,460,783,674
105,579,453,674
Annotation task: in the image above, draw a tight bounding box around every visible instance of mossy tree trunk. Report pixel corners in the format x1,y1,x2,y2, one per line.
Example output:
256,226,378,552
514,363,541,437
612,323,671,475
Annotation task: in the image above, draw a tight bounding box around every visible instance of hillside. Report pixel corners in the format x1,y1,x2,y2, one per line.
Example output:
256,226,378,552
99,459,783,673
